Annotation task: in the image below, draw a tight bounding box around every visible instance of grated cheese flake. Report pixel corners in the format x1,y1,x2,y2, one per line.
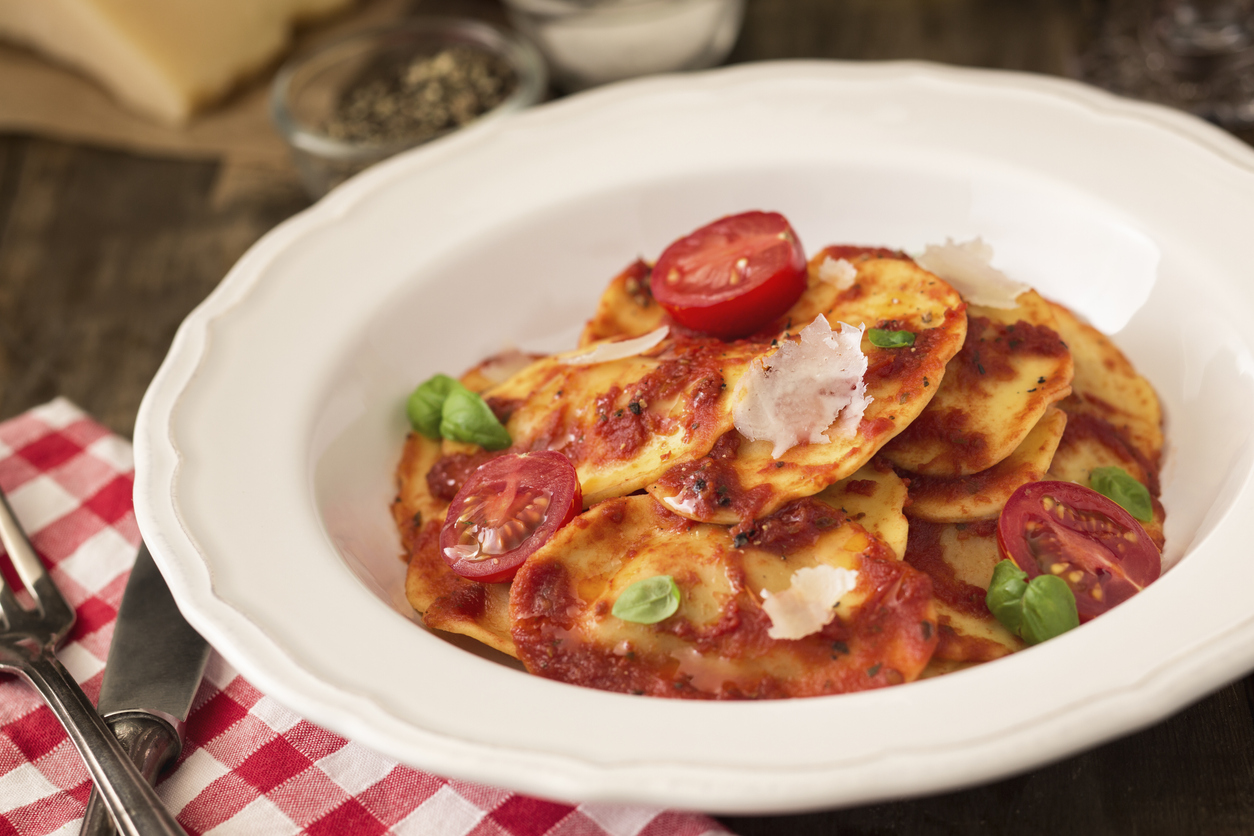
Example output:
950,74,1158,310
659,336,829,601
732,315,871,457
563,326,668,365
761,565,860,640
818,256,858,289
916,237,1028,309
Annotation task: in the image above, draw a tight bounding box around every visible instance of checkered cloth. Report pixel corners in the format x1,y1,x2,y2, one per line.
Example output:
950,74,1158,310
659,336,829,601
0,400,735,836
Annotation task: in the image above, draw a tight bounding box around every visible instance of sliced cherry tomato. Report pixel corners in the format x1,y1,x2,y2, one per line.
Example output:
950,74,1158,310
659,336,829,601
440,451,581,583
996,481,1160,623
650,211,807,339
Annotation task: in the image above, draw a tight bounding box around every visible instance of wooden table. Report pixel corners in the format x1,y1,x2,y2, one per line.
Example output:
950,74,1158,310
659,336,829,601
2,1,1251,833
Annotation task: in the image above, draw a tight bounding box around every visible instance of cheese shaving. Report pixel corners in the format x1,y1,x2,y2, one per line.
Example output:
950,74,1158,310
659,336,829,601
818,256,857,289
761,565,860,640
916,238,1028,309
732,315,871,457
563,326,668,365
478,348,536,384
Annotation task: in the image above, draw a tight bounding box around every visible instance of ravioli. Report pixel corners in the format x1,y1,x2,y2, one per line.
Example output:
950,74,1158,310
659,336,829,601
647,250,968,526
1047,301,1163,472
393,432,517,657
1042,301,1165,547
482,333,762,506
391,223,1169,701
903,407,1068,523
580,259,663,345
509,494,937,699
881,290,1073,476
904,519,1023,665
816,460,909,560
1047,428,1165,549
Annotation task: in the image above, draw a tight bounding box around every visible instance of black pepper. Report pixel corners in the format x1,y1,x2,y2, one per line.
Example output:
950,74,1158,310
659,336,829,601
326,46,518,145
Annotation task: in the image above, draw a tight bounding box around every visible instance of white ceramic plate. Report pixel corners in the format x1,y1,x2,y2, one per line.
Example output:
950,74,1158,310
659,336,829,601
134,61,1254,814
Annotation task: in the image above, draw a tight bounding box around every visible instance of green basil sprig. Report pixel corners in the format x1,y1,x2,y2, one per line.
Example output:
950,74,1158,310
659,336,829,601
867,328,916,348
1089,466,1153,522
406,374,511,450
407,374,459,439
612,575,681,624
986,560,1079,645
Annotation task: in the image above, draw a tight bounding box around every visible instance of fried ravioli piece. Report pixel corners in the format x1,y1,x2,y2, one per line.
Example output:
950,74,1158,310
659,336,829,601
394,431,453,535
1047,421,1166,549
482,334,762,507
816,459,909,559
1047,300,1163,471
882,290,1073,477
905,519,1023,665
393,433,517,657
1044,301,1165,548
580,246,914,346
510,494,938,699
580,259,663,346
647,252,967,525
903,407,1068,523
459,349,543,394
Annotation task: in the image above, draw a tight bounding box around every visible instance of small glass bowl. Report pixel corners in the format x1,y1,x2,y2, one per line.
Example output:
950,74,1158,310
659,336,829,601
501,0,745,92
272,18,547,198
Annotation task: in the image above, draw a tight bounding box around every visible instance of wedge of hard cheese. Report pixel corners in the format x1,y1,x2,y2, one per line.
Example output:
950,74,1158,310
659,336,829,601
0,0,354,125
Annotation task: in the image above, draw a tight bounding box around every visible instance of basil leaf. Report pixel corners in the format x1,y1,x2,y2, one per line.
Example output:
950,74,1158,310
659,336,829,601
986,560,1079,646
440,386,512,450
407,374,459,438
1019,575,1080,645
867,328,916,348
612,575,681,624
986,560,1029,636
1090,466,1153,522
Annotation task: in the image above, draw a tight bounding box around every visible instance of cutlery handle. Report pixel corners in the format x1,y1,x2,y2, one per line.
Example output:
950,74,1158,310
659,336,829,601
80,713,183,836
22,650,187,836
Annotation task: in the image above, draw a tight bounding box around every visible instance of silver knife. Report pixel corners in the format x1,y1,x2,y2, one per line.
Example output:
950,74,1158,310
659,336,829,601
79,544,210,835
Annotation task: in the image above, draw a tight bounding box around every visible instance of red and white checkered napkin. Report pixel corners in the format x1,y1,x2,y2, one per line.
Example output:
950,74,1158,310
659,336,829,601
0,400,736,836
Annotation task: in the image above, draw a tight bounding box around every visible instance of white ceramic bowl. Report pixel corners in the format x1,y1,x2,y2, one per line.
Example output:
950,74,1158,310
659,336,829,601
135,61,1254,814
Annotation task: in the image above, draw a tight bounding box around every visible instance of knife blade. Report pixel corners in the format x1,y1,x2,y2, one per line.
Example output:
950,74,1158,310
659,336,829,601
79,543,210,835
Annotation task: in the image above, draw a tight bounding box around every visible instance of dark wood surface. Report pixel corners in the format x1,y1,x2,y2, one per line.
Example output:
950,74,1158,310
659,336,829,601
1,1,1251,833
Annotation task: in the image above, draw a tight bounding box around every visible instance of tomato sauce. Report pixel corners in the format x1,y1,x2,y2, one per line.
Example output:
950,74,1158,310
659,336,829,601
893,406,989,467
935,619,1016,663
576,336,737,463
510,540,938,699
743,497,848,554
483,396,523,425
901,460,1012,508
818,245,912,263
653,433,775,527
903,519,992,619
426,449,501,501
952,315,1068,385
1061,409,1161,495
864,315,961,387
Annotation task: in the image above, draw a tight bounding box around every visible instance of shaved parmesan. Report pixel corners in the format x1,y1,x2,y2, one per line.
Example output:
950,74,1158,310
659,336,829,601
818,256,858,290
477,348,537,384
761,565,859,640
916,238,1028,309
564,326,668,365
732,315,871,457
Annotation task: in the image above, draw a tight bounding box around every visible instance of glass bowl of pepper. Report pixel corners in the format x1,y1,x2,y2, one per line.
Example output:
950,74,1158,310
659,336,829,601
272,17,547,198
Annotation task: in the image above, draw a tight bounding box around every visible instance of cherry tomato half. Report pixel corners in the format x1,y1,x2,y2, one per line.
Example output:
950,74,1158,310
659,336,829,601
650,211,808,339
996,481,1161,623
440,451,582,583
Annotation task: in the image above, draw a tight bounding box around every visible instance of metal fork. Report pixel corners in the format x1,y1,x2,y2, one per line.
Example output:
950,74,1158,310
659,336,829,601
0,487,185,836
